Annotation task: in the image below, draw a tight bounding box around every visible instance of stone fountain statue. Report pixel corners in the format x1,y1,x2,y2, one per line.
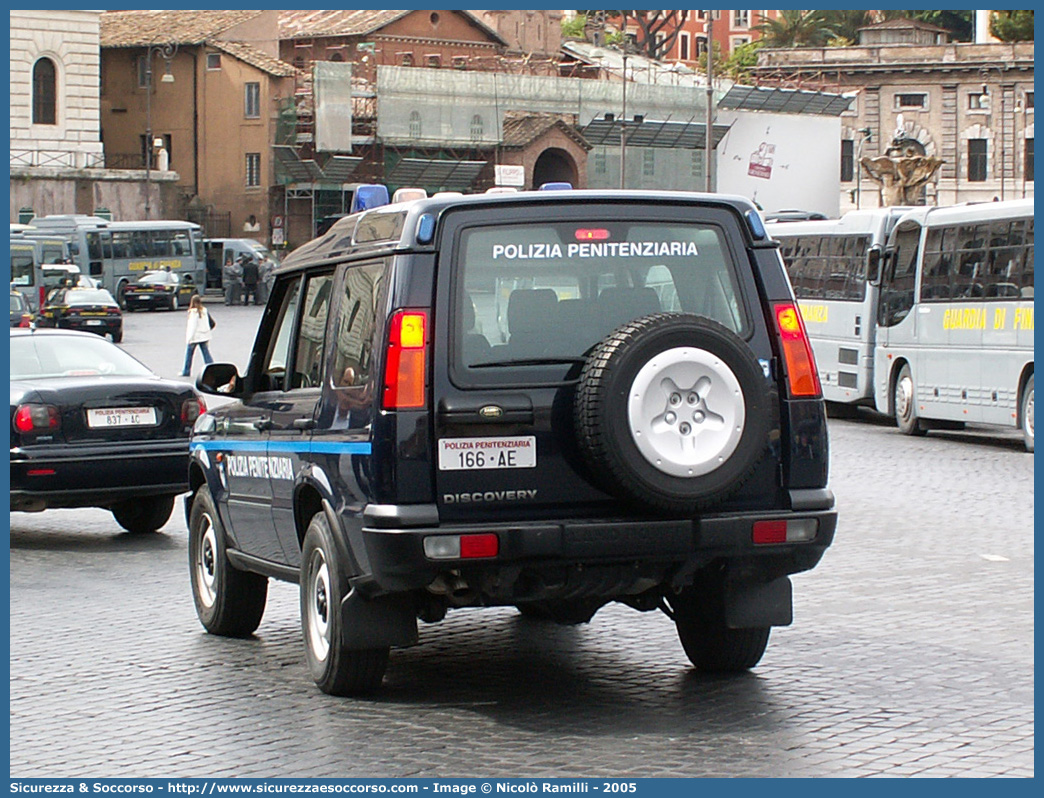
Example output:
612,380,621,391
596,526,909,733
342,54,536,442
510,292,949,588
860,115,944,206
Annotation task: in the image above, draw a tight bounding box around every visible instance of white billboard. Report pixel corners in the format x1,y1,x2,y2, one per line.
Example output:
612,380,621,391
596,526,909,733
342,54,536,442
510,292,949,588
715,111,841,218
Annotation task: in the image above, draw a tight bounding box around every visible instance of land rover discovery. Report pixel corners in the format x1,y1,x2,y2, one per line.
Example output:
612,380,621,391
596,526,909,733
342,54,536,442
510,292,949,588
187,190,837,696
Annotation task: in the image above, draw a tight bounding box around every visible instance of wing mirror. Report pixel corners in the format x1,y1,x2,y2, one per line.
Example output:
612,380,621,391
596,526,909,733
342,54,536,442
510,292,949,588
197,362,243,397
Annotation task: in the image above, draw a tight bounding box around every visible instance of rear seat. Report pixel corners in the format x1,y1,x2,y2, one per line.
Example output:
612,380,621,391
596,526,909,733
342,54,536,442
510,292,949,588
598,287,661,333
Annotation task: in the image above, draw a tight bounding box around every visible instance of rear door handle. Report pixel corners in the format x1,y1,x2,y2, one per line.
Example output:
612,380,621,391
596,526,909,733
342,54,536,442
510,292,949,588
292,418,316,431
253,417,273,431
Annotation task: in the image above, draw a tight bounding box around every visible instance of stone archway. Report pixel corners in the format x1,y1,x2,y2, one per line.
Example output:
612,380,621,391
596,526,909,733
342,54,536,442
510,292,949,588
532,147,577,188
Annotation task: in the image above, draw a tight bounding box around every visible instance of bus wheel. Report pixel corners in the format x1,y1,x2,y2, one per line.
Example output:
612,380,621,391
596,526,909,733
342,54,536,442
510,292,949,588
116,280,129,309
894,364,926,437
1020,375,1034,453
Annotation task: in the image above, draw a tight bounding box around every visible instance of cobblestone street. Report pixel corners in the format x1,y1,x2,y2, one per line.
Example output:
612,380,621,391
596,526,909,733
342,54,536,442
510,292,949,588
9,307,1034,778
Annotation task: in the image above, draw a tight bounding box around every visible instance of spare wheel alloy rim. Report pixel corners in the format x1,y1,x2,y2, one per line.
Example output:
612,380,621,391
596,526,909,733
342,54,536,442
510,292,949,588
305,549,332,662
627,346,745,477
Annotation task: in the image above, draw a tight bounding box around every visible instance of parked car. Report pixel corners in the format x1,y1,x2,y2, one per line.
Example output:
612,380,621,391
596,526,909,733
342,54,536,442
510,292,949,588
37,287,123,342
123,269,197,311
10,290,32,328
10,328,204,533
762,209,829,223
188,190,837,696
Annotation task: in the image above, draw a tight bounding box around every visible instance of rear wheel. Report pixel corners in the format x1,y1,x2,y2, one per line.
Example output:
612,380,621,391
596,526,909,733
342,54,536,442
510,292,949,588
116,280,130,310
168,293,178,311
301,512,389,695
189,486,267,637
111,494,175,533
1021,375,1034,453
893,363,926,436
111,329,123,344
670,588,770,673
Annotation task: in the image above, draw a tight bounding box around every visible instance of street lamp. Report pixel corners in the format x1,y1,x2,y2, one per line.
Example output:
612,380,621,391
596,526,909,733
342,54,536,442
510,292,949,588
704,10,714,192
143,41,178,219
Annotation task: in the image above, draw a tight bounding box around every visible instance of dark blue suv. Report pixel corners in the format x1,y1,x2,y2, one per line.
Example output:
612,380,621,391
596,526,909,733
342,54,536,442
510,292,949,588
187,191,837,696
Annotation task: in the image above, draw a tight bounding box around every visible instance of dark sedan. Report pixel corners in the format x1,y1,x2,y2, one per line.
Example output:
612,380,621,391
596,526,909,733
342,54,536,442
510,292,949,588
37,287,123,342
10,291,32,328
10,328,205,533
123,270,197,312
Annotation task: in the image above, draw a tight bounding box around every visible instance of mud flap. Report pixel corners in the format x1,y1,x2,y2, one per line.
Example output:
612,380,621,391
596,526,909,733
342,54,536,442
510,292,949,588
339,590,419,649
723,576,792,628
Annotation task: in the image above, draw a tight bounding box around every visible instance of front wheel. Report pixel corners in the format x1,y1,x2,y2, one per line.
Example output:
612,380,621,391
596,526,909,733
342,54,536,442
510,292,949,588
893,363,926,436
111,494,175,533
189,486,268,637
301,512,389,695
1021,375,1034,453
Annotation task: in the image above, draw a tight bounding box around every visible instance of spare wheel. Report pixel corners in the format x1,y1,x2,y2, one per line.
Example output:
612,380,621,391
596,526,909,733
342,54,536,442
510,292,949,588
574,313,770,513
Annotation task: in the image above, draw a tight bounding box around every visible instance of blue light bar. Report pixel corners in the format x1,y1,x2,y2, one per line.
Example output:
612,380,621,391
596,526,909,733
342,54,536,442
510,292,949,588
350,184,390,213
538,182,572,191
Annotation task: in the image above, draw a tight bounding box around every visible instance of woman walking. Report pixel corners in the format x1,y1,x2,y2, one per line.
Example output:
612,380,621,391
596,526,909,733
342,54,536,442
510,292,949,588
181,294,214,377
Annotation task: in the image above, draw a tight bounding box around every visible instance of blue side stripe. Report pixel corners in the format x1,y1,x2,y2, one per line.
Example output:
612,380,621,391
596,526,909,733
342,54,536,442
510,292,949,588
193,440,372,456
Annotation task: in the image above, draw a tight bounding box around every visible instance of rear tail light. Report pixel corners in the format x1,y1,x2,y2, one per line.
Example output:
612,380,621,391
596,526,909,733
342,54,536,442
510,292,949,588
423,533,499,560
13,404,61,434
753,519,818,545
774,302,822,397
383,309,428,410
106,307,120,315
181,396,206,424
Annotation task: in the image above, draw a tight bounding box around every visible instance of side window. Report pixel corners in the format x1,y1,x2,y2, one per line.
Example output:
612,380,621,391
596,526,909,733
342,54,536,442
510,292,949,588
259,276,302,392
330,261,385,394
880,225,921,326
11,251,35,286
289,273,334,389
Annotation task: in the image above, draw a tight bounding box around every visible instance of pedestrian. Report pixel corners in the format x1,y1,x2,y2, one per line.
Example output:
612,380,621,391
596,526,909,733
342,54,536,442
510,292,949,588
180,294,214,377
228,255,243,306
257,256,274,305
241,254,260,305
222,255,235,306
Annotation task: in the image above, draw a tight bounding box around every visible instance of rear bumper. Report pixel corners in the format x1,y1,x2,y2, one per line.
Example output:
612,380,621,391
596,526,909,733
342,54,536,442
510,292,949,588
11,440,189,510
355,493,836,598
57,319,121,336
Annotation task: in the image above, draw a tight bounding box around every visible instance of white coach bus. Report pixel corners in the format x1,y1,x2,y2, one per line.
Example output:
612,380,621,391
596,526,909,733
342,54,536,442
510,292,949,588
767,208,911,408
874,199,1034,450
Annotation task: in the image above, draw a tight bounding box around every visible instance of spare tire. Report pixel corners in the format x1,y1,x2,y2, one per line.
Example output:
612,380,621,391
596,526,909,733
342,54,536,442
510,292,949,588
574,313,770,513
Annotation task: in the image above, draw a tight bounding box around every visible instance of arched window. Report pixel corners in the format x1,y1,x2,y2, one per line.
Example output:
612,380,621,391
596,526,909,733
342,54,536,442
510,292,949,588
470,114,484,142
409,110,422,139
32,57,57,125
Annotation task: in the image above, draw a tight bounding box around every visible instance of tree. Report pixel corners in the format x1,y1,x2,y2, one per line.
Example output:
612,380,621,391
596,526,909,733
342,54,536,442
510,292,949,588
908,10,973,42
579,10,689,60
753,9,835,48
719,39,764,84
991,10,1034,42
819,10,873,46
561,14,587,40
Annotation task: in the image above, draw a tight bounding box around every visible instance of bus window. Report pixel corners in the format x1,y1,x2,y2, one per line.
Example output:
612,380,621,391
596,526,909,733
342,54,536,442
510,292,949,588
130,231,150,257
87,232,103,261
955,224,987,298
880,224,920,327
150,230,174,257
111,231,131,259
173,231,191,256
11,250,35,286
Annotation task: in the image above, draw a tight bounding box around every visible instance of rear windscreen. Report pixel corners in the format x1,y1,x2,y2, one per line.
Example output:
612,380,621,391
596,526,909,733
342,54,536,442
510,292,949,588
455,221,746,370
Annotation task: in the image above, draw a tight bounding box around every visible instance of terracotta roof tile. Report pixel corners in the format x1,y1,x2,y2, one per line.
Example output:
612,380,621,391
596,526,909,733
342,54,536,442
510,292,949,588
501,112,590,150
278,10,412,40
209,40,298,78
100,10,266,48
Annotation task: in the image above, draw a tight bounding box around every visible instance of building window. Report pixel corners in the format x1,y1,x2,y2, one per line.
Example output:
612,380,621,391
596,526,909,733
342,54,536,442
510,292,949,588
691,151,701,177
841,139,854,182
1026,138,1034,182
642,149,655,176
470,114,484,142
246,153,261,187
895,93,927,109
136,56,149,89
400,52,413,67
426,54,441,68
453,56,468,70
731,36,751,49
329,52,344,62
594,151,607,175
695,36,708,58
206,53,221,70
32,57,57,125
409,110,422,139
733,10,750,28
967,139,988,182
244,82,260,119
1025,91,1034,110
968,92,989,111
679,32,690,61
